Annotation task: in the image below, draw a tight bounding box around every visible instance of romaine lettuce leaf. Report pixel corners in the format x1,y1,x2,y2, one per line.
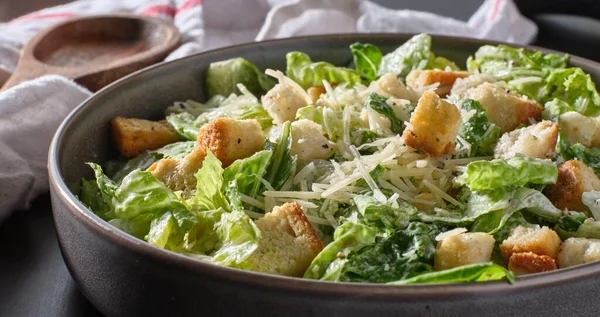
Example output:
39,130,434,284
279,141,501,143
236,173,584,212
166,112,200,141
108,216,153,239
304,222,377,280
353,195,415,231
457,157,558,191
146,211,177,249
189,150,229,211
545,67,600,116
350,42,382,82
153,141,197,160
378,33,458,78
339,222,437,283
542,98,573,121
206,57,276,98
264,121,297,191
457,99,501,157
555,212,600,240
224,150,273,211
86,163,196,235
211,209,261,268
286,51,363,89
364,93,404,134
80,178,113,219
389,262,515,284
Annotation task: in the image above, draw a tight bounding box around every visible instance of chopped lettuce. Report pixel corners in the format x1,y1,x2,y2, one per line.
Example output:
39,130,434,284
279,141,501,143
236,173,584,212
364,93,404,135
206,57,276,98
86,163,196,237
555,212,600,240
457,99,501,157
304,222,377,280
211,209,261,268
389,262,515,285
189,150,229,211
339,222,437,283
545,67,600,116
263,121,296,191
224,150,273,211
378,33,458,78
353,195,415,231
286,51,363,89
350,42,383,81
166,112,200,141
468,44,600,116
457,157,558,191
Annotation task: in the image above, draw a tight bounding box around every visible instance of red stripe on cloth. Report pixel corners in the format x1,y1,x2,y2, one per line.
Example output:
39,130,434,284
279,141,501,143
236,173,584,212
176,0,203,13
9,12,76,24
490,0,501,21
141,4,176,18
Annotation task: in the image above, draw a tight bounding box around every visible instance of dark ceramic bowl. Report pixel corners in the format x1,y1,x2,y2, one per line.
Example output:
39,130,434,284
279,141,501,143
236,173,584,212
49,34,600,317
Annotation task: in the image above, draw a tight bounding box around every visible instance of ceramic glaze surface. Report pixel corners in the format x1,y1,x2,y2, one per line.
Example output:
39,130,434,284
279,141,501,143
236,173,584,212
49,34,600,317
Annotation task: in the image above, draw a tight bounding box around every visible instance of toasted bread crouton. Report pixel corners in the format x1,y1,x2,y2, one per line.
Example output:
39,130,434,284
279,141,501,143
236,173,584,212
111,117,179,158
291,119,333,164
434,232,495,271
500,225,562,261
559,112,600,148
543,160,600,212
402,90,461,157
367,73,415,102
406,69,470,97
197,118,265,167
466,83,543,133
494,121,559,159
508,252,558,275
450,74,496,99
245,202,324,277
307,85,326,104
557,238,600,268
147,147,206,191
262,82,310,125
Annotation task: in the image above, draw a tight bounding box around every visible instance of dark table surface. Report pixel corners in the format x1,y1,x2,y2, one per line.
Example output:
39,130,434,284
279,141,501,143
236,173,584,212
2,1,600,317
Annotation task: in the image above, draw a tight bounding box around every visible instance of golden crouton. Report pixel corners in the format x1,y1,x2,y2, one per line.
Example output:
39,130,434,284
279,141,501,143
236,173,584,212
291,119,333,164
245,202,324,277
466,83,543,133
434,232,495,271
500,225,562,261
369,73,415,102
559,112,600,148
449,74,496,99
262,83,310,125
494,121,559,159
197,118,265,167
147,147,206,191
406,69,470,97
557,237,600,268
508,252,558,275
111,117,180,158
402,90,461,157
543,160,600,212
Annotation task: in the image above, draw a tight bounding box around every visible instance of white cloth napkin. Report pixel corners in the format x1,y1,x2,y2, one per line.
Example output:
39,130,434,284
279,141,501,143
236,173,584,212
0,0,536,220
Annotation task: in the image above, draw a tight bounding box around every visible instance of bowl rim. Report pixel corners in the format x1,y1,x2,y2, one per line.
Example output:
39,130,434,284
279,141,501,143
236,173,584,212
48,32,600,299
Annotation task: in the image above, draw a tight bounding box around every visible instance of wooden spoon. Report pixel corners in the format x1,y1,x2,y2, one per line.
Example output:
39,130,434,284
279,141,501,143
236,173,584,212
2,14,180,92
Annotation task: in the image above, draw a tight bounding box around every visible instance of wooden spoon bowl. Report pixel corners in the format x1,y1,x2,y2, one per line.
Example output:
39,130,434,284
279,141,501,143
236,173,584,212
2,14,180,91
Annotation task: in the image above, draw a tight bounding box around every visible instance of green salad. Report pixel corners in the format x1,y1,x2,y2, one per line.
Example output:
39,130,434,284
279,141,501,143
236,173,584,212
79,34,600,285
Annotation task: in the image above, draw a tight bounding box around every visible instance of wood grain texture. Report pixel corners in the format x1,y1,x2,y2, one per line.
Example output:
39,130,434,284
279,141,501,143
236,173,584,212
2,14,180,91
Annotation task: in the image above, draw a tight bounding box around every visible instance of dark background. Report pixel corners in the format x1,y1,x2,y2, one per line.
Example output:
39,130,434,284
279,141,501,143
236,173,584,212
1,1,599,316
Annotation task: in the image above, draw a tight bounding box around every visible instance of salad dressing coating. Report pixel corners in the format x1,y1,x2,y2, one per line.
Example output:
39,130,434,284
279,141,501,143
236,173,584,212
85,34,600,285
